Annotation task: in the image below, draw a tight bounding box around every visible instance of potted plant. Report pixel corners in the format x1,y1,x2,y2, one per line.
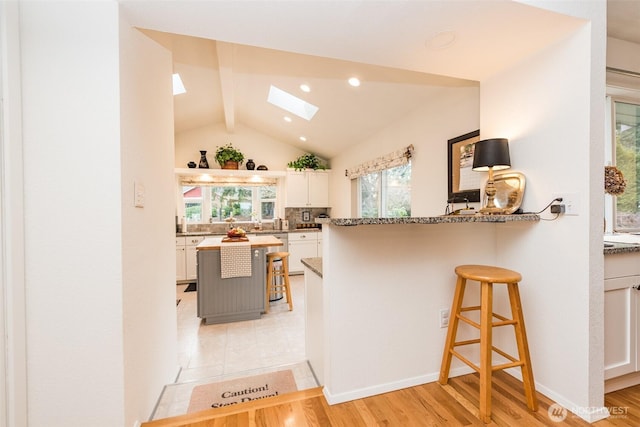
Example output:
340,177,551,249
215,143,245,169
287,153,326,171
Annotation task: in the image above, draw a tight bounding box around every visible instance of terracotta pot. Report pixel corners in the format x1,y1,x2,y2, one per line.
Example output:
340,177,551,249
222,161,239,170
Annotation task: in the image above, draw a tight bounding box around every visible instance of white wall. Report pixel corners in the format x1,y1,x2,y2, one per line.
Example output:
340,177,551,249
20,2,126,426
329,86,480,217
119,16,178,427
175,122,310,171
484,1,606,421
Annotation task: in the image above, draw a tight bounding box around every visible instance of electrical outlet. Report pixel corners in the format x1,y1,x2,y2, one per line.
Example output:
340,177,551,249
553,193,579,216
439,308,450,328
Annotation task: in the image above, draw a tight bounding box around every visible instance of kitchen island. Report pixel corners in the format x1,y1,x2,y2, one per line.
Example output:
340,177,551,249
196,235,283,324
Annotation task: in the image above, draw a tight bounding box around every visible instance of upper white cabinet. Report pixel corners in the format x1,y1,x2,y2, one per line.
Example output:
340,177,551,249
285,170,330,207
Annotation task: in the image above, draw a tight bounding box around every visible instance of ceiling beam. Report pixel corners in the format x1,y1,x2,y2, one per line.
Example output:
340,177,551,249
216,41,235,132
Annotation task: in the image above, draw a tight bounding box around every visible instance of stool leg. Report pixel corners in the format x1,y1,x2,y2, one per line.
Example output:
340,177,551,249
508,282,538,412
439,276,466,385
479,281,493,424
282,256,293,311
265,258,273,314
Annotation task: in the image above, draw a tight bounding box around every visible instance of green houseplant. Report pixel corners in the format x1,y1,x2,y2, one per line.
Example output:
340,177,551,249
287,153,326,171
215,143,245,169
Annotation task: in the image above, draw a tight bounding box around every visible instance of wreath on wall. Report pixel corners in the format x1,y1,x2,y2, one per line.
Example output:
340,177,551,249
604,165,626,195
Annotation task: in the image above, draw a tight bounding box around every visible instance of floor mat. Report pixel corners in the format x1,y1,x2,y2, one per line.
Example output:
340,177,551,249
187,369,297,413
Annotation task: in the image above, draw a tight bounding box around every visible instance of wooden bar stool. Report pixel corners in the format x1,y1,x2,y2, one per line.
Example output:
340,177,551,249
265,252,293,313
439,264,538,423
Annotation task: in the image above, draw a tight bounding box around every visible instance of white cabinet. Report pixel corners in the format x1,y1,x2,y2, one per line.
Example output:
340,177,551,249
285,170,329,207
176,237,186,281
604,253,640,381
289,232,320,274
176,235,206,282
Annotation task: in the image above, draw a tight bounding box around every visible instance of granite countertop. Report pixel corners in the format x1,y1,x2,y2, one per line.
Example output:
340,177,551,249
604,243,640,255
604,234,640,255
315,214,540,227
301,257,322,277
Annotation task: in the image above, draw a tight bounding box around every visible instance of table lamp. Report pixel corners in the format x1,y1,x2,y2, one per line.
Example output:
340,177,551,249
472,138,511,214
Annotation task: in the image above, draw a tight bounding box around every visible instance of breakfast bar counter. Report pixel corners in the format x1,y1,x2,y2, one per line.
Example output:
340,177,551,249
310,215,539,405
315,213,540,227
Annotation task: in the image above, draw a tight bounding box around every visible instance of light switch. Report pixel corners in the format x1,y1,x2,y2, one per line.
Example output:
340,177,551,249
134,181,145,208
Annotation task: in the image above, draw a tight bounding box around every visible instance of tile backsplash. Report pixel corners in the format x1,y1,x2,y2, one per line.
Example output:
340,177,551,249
177,207,330,234
284,207,330,229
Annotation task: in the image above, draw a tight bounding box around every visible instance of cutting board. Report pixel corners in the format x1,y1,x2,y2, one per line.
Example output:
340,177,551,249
221,236,249,242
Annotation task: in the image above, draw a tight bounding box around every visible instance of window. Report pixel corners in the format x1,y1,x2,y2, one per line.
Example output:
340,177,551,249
182,184,277,223
613,100,640,231
183,186,203,222
358,162,411,218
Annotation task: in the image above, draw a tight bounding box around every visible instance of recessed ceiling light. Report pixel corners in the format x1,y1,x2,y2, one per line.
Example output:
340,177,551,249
172,73,186,95
348,77,360,87
284,116,292,122
268,85,319,121
300,84,311,93
426,30,458,50
299,136,307,142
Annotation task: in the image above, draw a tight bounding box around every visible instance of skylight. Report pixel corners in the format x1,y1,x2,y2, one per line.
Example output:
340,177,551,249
267,85,318,121
172,73,186,95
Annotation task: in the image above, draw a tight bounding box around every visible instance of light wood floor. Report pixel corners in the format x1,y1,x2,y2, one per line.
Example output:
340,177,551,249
143,371,640,426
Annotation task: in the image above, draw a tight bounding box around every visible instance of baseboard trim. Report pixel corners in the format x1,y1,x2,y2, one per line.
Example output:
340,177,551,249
322,366,474,405
505,367,610,423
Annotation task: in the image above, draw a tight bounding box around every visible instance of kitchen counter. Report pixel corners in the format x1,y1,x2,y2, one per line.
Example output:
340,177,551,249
301,257,322,278
315,213,539,227
197,235,284,250
177,228,320,237
604,234,640,255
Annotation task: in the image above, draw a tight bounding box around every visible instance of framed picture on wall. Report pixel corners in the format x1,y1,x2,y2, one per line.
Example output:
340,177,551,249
447,130,481,203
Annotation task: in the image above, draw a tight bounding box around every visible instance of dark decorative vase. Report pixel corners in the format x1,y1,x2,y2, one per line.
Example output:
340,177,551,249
246,159,256,170
198,150,209,168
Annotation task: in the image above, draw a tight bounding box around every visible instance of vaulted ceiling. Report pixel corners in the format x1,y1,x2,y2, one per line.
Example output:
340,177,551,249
121,1,638,160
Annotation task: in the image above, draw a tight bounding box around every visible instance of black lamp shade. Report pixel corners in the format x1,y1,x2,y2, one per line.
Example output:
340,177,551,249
472,138,511,171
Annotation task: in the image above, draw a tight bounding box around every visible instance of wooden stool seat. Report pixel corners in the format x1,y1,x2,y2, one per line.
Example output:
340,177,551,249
266,252,293,313
439,264,537,423
455,264,522,284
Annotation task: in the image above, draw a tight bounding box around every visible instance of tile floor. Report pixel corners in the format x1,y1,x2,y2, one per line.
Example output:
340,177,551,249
152,274,317,420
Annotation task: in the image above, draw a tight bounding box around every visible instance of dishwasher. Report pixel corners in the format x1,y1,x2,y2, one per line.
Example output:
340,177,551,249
267,233,288,301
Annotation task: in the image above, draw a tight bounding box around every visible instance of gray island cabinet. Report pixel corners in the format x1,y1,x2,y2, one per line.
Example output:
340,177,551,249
196,236,283,325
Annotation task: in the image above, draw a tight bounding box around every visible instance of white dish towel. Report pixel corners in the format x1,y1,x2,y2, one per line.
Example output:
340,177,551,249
220,242,252,279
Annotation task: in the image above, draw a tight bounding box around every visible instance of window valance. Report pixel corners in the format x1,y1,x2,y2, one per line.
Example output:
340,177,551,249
180,177,277,186
345,145,414,179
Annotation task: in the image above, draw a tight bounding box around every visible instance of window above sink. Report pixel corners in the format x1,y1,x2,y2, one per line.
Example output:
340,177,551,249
176,168,287,225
